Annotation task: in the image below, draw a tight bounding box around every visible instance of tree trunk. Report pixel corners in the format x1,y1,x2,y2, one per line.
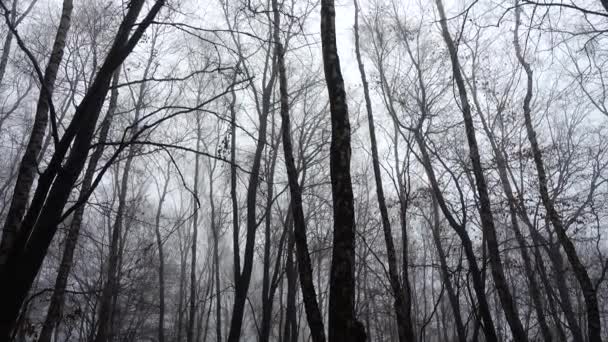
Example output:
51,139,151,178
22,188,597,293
0,0,17,87
513,4,602,341
176,232,187,342
229,69,240,285
353,2,413,341
154,163,171,342
95,28,158,339
320,1,366,341
260,109,279,342
226,20,275,342
435,1,528,340
187,112,202,342
0,2,164,338
506,145,581,339
470,64,553,342
37,72,119,342
283,222,298,342
209,167,221,342
0,0,73,265
415,130,498,342
94,139,136,342
429,195,467,342
274,2,326,340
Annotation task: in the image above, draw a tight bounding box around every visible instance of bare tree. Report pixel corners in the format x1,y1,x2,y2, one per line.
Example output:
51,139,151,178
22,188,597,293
513,2,602,340
0,0,73,265
0,1,166,338
434,0,528,340
353,1,414,341
274,1,326,341
320,0,366,340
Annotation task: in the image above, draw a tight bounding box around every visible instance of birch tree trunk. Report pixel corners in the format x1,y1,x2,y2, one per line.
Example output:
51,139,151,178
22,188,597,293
0,0,73,265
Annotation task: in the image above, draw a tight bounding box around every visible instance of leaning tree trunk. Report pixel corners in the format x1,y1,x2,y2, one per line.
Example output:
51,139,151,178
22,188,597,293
396,54,498,340
353,2,413,341
505,139,583,339
414,127,498,342
470,70,553,342
429,195,467,342
0,2,165,339
273,2,326,341
434,1,528,340
482,110,553,342
513,4,602,341
320,0,366,341
37,72,119,342
0,0,73,265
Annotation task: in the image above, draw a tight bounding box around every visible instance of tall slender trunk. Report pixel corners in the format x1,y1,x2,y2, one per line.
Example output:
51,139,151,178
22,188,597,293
484,121,552,342
544,237,583,339
434,1,527,340
508,148,582,339
353,2,412,341
260,111,279,342
37,72,119,342
274,2,326,341
470,68,553,342
531,239,567,341
213,235,221,342
154,163,171,342
429,195,467,342
95,28,158,339
0,0,17,87
320,1,365,340
283,220,297,342
0,0,36,87
0,0,73,264
187,114,202,342
176,234,187,342
229,70,240,285
0,2,165,338
226,25,276,342
513,4,602,341
208,158,222,342
94,142,136,342
415,130,498,342
201,260,214,342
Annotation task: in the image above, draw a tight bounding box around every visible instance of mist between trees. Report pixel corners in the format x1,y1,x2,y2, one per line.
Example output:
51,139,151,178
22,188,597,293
0,0,607,341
